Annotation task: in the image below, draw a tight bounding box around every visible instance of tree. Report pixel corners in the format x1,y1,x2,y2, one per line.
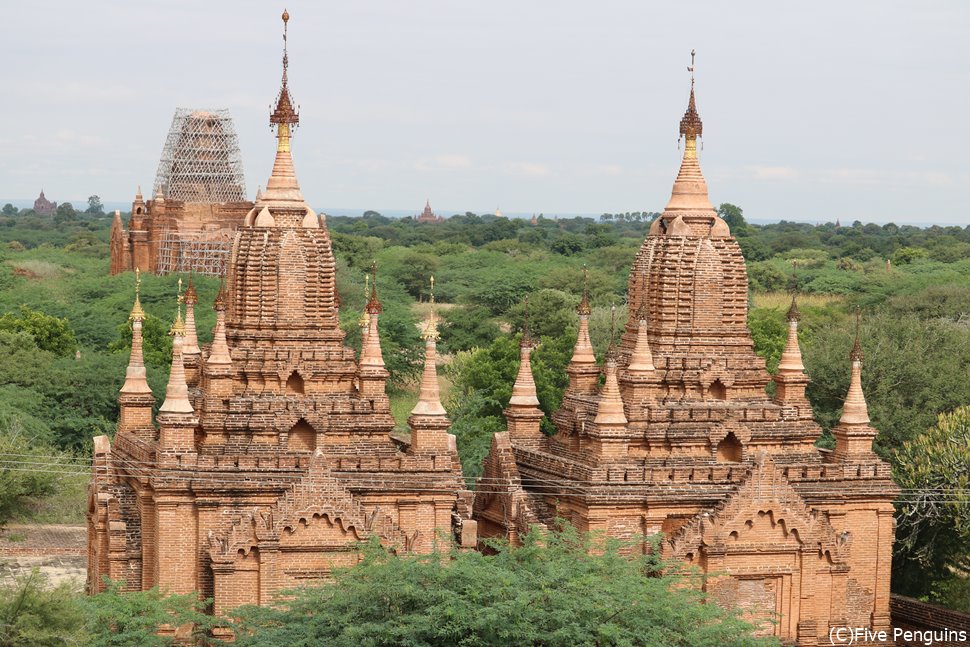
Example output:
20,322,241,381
230,526,778,647
53,203,77,224
1,204,17,216
0,431,62,526
80,580,221,647
893,407,970,603
0,306,77,356
86,195,104,215
0,571,85,646
718,203,747,233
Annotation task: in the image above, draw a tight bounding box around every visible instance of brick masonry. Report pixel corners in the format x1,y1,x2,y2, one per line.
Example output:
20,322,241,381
473,89,899,647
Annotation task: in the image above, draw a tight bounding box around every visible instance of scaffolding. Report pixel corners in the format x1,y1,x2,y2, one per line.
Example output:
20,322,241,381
153,108,247,203
155,231,233,277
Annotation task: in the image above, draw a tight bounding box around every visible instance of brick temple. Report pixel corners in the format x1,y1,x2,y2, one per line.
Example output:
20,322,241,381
473,74,898,645
88,11,474,621
109,108,253,277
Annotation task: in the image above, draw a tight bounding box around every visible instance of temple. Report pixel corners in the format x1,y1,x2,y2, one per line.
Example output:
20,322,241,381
109,109,253,276
473,59,897,645
33,189,57,216
415,199,443,223
88,12,474,624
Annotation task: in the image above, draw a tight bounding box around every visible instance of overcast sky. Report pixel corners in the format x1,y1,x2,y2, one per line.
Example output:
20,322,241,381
1,1,967,224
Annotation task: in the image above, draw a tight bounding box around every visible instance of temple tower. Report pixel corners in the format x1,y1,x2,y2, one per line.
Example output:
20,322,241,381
89,12,473,621
474,53,898,646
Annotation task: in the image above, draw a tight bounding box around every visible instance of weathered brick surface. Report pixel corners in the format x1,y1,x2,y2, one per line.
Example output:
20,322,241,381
473,90,899,646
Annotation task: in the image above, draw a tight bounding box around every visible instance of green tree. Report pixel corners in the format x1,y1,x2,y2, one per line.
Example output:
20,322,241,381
506,290,577,342
1,204,17,216
0,571,85,646
80,581,221,647
438,305,501,354
230,526,777,647
0,431,63,526
86,195,104,215
718,202,747,233
0,306,77,356
53,203,77,224
893,407,970,602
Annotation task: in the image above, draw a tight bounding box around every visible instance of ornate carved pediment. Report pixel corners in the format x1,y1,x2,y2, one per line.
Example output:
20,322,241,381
667,453,845,564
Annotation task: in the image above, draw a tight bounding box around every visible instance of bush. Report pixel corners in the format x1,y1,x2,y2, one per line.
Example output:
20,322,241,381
230,526,778,647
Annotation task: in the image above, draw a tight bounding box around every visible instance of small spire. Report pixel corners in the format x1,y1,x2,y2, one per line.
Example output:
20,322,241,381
577,265,591,316
411,277,446,417
207,281,232,368
509,336,540,408
627,304,656,373
839,308,869,425
366,262,383,314
358,272,371,332
159,311,193,414
170,282,186,337
121,272,152,396
135,185,144,201
777,295,806,374
594,354,627,426
182,274,200,355
421,276,440,341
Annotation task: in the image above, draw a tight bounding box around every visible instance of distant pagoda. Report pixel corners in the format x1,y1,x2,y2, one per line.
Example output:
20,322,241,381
415,199,443,223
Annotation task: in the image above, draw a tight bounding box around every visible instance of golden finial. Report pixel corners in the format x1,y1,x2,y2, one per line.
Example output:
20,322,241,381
183,273,198,304
170,279,185,336
679,50,703,151
271,7,299,149
577,265,591,316
850,307,864,362
129,268,146,322
422,276,440,341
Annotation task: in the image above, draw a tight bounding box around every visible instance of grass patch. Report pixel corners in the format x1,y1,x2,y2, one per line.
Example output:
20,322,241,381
753,291,844,310
7,259,64,280
5,533,26,542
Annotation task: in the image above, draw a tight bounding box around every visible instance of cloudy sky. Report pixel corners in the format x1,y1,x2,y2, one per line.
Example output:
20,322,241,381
1,1,967,224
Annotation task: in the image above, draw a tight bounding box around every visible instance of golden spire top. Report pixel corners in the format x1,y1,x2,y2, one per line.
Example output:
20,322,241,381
576,266,591,316
170,279,186,336
270,8,299,151
129,268,146,322
679,49,703,144
366,262,383,314
421,276,440,341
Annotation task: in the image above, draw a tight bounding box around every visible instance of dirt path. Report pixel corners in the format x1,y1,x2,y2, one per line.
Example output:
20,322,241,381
0,524,86,590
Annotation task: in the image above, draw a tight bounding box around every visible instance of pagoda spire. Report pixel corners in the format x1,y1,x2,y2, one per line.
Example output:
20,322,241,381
358,263,389,397
566,267,599,393
120,269,151,396
773,295,811,407
181,275,201,356
595,308,627,428
358,273,371,339
207,282,232,368
159,304,194,415
777,296,806,375
411,277,446,418
832,310,878,459
657,50,722,235
506,297,544,443
839,311,869,426
626,303,656,374
262,9,305,208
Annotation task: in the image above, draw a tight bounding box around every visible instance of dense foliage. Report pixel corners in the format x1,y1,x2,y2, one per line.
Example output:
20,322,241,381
230,526,778,647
